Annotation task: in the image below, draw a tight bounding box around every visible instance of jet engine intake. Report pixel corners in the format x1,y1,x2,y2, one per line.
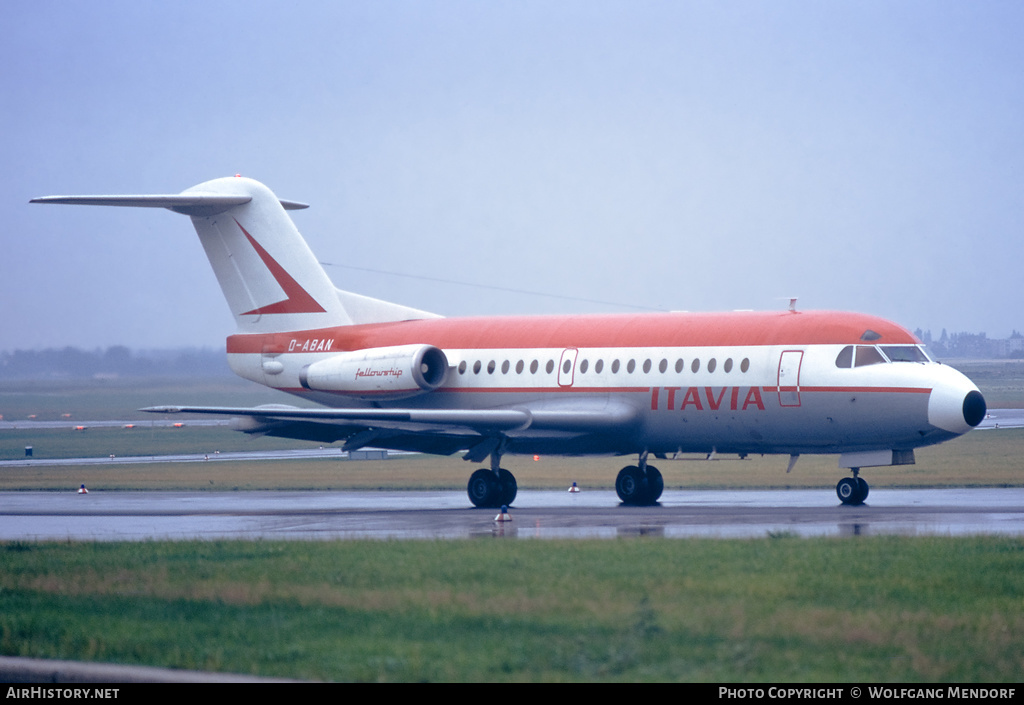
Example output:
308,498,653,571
299,344,449,399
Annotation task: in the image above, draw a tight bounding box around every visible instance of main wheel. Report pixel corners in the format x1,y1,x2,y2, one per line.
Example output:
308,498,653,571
645,465,664,504
467,468,517,508
616,465,660,505
616,466,645,504
468,468,500,508
837,477,865,505
498,468,518,506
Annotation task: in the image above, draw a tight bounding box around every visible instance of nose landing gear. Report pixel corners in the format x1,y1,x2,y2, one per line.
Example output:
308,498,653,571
837,469,869,505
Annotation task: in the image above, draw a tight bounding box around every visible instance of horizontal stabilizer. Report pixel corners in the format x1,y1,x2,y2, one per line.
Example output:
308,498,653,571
32,176,354,334
30,193,308,217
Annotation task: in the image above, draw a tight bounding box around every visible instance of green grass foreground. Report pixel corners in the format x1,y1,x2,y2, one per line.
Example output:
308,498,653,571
2,537,1022,682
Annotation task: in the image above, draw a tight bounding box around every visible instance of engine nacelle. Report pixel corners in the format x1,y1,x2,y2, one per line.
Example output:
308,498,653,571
299,344,449,400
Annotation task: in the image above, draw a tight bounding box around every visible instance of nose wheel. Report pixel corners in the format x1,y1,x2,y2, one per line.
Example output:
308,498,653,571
837,472,869,505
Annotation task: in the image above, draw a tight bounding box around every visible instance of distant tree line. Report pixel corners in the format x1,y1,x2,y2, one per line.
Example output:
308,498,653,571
0,346,233,380
914,329,1024,359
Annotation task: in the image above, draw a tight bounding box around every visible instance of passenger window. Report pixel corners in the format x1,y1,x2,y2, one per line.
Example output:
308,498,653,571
516,360,524,374
740,358,750,373
501,360,510,374
487,360,496,374
691,359,700,373
530,360,539,374
835,346,854,369
643,359,652,373
855,346,886,367
611,360,620,373
627,359,636,373
473,360,482,374
546,360,555,374
659,359,668,374
595,360,604,374
724,358,733,373
579,359,589,374
459,361,467,375
708,358,717,373
675,359,684,373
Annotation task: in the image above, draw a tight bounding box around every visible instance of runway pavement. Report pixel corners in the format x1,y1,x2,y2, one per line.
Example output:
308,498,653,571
977,408,1024,429
2,488,1023,541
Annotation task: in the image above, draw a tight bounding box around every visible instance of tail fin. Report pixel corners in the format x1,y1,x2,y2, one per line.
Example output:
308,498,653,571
32,176,439,333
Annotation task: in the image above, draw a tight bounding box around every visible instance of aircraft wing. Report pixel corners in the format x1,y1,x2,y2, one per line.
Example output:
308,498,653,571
141,402,641,457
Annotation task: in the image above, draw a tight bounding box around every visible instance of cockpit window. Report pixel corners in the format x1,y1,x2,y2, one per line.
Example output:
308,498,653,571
881,345,930,363
835,346,854,368
854,345,886,367
836,345,888,367
860,330,882,341
836,344,931,368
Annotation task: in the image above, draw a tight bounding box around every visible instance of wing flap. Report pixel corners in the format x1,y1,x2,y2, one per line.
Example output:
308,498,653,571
141,405,533,433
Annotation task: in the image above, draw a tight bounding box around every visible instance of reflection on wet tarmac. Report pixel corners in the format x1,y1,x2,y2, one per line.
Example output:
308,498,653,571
2,488,1024,541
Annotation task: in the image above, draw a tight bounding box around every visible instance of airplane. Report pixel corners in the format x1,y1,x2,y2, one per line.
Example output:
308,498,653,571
31,176,987,508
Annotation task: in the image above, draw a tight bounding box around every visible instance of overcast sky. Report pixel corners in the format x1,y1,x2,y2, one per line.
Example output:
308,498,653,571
3,1,1022,351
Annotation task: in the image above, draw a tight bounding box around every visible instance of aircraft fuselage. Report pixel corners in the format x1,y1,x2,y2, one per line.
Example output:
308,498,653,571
225,310,982,460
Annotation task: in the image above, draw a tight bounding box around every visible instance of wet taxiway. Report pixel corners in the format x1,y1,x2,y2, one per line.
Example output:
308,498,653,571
2,488,1023,541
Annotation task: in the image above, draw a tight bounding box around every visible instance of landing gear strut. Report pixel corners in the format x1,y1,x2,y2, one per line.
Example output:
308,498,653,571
467,452,518,508
615,451,663,506
837,469,869,506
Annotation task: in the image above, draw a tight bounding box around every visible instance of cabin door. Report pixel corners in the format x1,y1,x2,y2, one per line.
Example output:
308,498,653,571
777,350,803,407
558,348,578,387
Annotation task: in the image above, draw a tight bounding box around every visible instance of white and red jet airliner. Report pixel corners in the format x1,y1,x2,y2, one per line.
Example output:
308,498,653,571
32,176,987,507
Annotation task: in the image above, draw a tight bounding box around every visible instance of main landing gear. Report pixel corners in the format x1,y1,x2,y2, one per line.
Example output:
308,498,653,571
836,469,869,506
615,451,664,506
467,459,518,509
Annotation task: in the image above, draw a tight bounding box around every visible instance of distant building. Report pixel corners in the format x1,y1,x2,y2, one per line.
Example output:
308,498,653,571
918,329,1024,359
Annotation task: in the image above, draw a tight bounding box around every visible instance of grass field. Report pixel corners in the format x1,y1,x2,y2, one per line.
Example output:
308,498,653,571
2,537,1023,682
1,365,1022,682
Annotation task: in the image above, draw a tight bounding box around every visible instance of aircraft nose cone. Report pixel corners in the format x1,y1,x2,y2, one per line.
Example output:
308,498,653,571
963,390,987,428
927,366,985,435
